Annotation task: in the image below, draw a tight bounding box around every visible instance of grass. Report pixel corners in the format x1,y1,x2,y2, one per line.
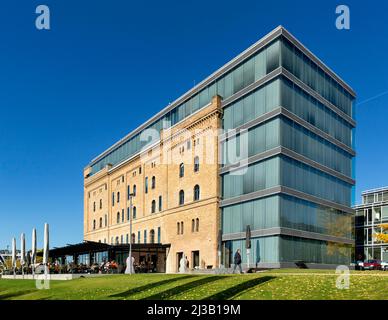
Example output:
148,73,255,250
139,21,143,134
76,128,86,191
1,269,388,300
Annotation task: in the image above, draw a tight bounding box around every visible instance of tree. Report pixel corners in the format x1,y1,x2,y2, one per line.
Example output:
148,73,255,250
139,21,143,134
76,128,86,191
375,224,388,243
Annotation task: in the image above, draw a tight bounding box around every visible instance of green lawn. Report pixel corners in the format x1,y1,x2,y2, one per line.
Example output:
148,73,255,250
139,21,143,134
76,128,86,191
1,269,388,300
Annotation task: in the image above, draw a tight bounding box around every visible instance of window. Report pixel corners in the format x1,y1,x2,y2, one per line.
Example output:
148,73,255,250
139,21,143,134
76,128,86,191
150,229,155,244
127,207,130,221
187,140,191,150
179,163,184,178
151,176,156,189
117,192,120,203
100,199,102,209
99,217,102,228
180,221,184,234
133,185,136,196
126,234,129,244
112,192,115,206
139,167,142,174
105,214,107,227
179,190,185,205
121,235,124,244
115,236,119,245
144,230,147,244
117,212,120,224
191,218,199,232
194,185,200,201
93,202,96,212
145,177,149,193
151,200,156,213
157,227,161,243
133,206,137,219
158,196,162,211
131,233,136,244
127,185,130,200
194,156,199,172
122,209,124,222
177,222,180,235
93,220,96,230
137,231,141,243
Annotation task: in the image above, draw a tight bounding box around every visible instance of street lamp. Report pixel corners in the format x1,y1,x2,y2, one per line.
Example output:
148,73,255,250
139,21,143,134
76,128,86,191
128,193,135,274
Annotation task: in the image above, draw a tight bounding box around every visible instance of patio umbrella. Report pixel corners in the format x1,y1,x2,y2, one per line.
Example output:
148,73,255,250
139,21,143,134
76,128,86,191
43,223,49,265
20,233,26,275
31,228,37,275
11,237,16,275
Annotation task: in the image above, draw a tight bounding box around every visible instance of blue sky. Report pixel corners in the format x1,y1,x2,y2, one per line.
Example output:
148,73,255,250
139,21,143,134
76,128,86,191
0,0,387,249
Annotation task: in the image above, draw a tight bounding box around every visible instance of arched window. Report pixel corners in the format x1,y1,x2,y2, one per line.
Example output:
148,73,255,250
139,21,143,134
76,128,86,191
180,221,184,234
194,185,200,201
99,199,102,209
158,196,162,211
151,200,156,213
133,206,137,219
99,217,102,228
179,163,184,178
151,176,156,189
121,235,124,244
117,192,120,203
115,236,119,245
177,222,180,235
117,212,120,224
179,190,185,205
133,185,137,196
131,233,136,244
150,229,155,244
194,156,200,172
196,218,199,232
145,177,149,193
93,219,96,230
93,202,96,212
191,219,195,232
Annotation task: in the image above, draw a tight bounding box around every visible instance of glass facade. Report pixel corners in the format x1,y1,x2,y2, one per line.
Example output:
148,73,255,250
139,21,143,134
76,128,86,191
222,194,353,239
221,32,355,267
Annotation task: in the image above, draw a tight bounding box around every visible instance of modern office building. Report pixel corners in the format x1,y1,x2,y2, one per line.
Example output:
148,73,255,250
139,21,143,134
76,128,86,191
354,187,388,261
84,26,356,272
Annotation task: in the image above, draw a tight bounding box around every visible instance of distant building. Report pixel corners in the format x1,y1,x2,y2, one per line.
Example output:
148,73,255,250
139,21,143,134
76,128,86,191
354,187,388,261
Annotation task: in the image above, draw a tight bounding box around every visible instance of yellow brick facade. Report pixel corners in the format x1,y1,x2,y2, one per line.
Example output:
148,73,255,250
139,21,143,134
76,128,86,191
84,96,222,272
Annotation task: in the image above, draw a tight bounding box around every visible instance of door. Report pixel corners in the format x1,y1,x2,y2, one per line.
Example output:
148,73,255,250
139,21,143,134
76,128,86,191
176,252,183,272
192,251,199,269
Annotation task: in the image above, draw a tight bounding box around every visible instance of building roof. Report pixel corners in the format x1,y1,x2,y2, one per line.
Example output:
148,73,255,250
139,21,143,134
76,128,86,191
46,241,170,257
362,186,388,195
86,25,356,171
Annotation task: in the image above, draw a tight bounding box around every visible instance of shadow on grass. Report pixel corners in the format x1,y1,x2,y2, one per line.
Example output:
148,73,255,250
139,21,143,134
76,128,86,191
203,276,275,300
110,275,195,299
0,290,36,300
141,276,225,300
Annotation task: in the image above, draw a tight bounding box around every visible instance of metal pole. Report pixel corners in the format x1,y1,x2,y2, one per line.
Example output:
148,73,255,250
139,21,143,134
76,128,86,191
129,194,133,274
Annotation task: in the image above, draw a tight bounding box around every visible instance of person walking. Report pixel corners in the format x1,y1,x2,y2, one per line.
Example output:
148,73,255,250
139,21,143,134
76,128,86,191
233,249,243,274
